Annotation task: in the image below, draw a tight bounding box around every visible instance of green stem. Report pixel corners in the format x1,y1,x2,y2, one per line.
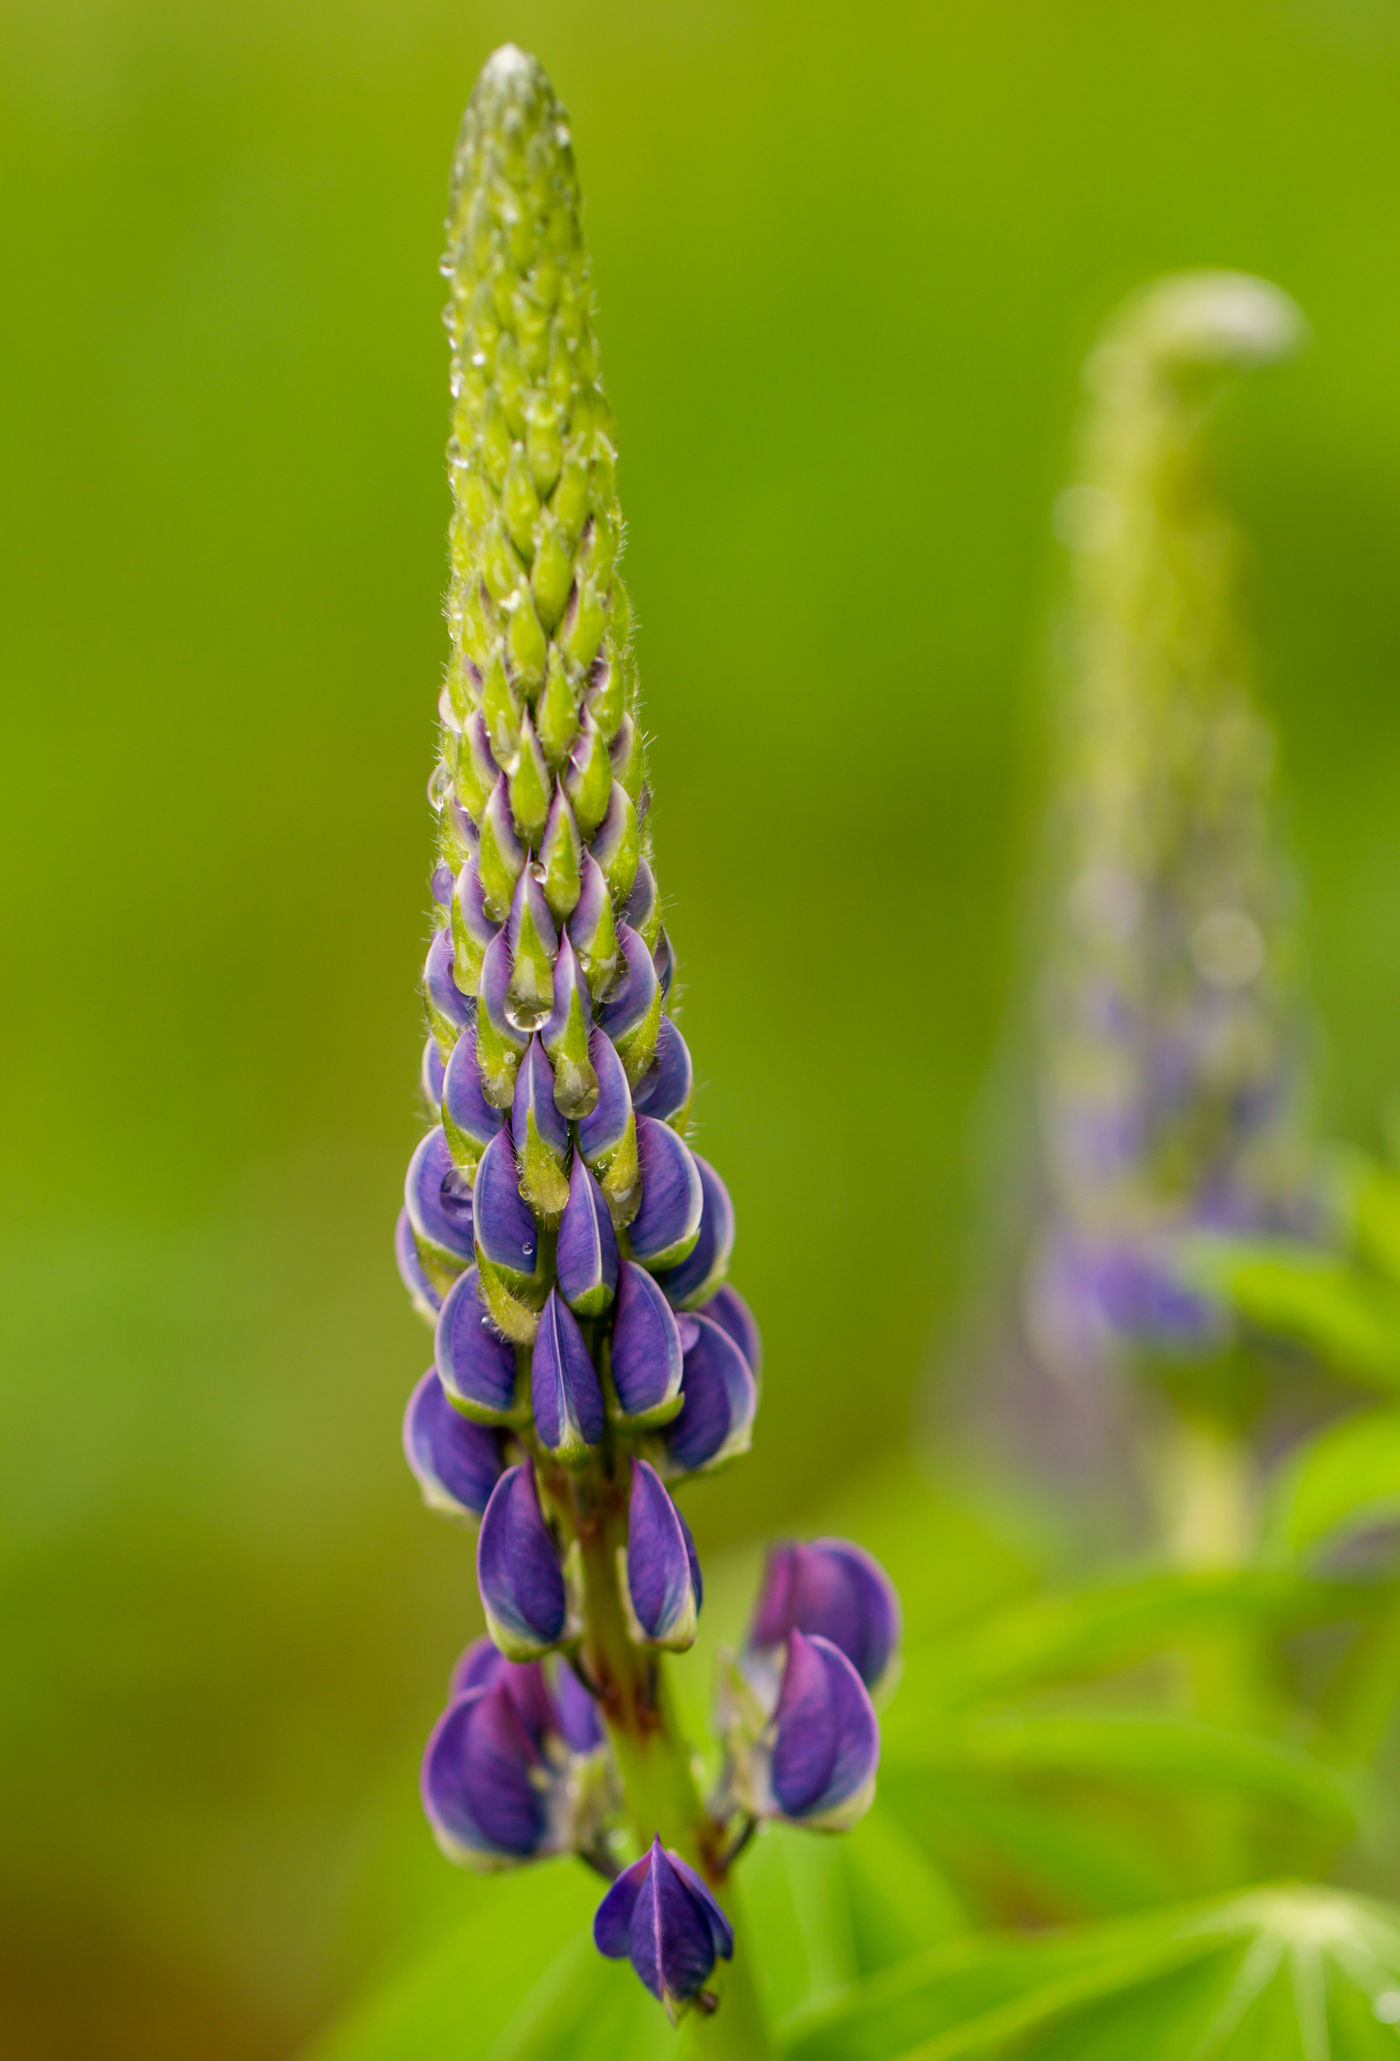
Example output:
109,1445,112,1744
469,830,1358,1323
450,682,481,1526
572,1471,774,2057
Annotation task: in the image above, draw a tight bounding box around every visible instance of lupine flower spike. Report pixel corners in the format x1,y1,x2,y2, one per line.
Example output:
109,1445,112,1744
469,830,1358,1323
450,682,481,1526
1030,273,1313,1379
394,45,898,2035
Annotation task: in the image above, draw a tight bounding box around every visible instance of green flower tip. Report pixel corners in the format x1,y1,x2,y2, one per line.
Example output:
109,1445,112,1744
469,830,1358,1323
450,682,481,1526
1089,269,1306,397
449,45,577,234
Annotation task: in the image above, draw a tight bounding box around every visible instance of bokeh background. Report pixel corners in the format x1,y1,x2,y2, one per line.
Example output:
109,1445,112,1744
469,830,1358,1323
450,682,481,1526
4,0,1400,2053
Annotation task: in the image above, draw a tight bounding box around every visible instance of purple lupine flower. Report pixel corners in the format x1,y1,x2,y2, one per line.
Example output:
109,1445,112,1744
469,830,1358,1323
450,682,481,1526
396,1207,442,1323
622,1458,702,1650
405,1128,476,1269
556,1156,619,1316
760,1632,880,1829
394,46,894,2024
594,1838,733,2019
472,1128,539,1282
476,1464,571,1659
631,1015,693,1126
747,1538,901,1695
660,1312,757,1476
402,1370,505,1519
655,1157,736,1309
697,1282,762,1377
532,1289,605,1462
610,1262,684,1423
628,1116,703,1269
434,1265,518,1419
441,1028,503,1166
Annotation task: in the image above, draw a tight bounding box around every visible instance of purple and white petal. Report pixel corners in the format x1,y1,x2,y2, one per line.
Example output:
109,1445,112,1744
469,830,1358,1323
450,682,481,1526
556,1157,619,1316
531,1289,604,1460
402,1371,504,1519
476,1464,569,1657
396,1206,442,1321
628,1117,703,1270
623,1459,701,1650
434,1264,518,1419
609,1261,684,1420
630,1016,692,1125
406,1127,476,1263
661,1313,757,1476
654,1156,734,1306
472,1128,539,1277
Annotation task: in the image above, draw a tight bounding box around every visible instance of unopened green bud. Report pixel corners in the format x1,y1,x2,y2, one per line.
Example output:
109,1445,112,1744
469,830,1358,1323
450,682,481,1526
539,788,582,921
537,649,580,768
591,782,640,904
480,649,521,764
587,649,626,741
609,714,644,803
566,716,612,839
507,712,551,847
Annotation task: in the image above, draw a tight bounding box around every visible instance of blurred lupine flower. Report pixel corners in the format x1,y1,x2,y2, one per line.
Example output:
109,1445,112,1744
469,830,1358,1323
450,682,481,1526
1030,272,1313,1375
393,44,893,2029
594,1838,734,2021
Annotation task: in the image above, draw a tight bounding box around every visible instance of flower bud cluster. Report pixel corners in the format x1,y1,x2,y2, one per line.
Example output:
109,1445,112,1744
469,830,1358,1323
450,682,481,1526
394,46,899,2024
1030,274,1314,1375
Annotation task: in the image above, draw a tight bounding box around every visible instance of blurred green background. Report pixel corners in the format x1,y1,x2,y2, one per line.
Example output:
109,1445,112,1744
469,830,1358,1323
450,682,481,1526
4,0,1400,2053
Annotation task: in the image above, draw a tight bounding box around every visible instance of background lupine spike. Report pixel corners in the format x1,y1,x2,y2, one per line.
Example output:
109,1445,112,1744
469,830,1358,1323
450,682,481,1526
395,45,896,2039
1029,271,1313,1378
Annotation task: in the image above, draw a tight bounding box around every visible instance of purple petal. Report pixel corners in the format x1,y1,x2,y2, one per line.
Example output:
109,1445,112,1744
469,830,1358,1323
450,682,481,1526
424,927,475,1035
628,1840,724,2005
507,865,559,960
661,1313,757,1475
698,1284,762,1378
449,1639,557,1747
664,1849,734,1961
556,1157,620,1315
476,1464,568,1654
654,1155,734,1305
531,1289,605,1458
454,858,498,958
567,850,615,968
542,930,591,1050
430,862,455,907
594,1850,649,1958
628,1117,703,1269
551,1661,603,1753
402,1370,504,1519
610,1262,683,1419
625,1459,701,1648
406,1127,476,1262
770,1633,880,1822
442,1028,505,1158
421,1037,446,1108
598,923,658,1044
421,1683,550,1861
396,1206,442,1320
472,1128,539,1276
748,1541,900,1694
623,859,658,942
434,1265,518,1418
577,1027,633,1165
477,930,529,1058
512,1037,569,1160
631,1017,693,1124
653,930,675,1001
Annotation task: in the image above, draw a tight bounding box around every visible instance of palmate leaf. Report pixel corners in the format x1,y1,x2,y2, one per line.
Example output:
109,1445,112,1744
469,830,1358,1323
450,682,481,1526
783,1885,1400,2060
1271,1408,1400,1560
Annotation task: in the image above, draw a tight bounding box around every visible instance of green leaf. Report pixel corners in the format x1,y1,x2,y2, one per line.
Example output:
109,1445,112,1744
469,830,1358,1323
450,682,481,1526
907,1712,1359,1830
1271,1406,1400,1559
1191,1238,1400,1392
782,1885,1400,2060
894,1568,1355,1715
